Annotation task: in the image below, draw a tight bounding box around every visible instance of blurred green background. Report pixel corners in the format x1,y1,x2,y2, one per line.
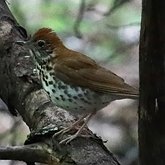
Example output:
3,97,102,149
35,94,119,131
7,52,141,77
0,0,140,165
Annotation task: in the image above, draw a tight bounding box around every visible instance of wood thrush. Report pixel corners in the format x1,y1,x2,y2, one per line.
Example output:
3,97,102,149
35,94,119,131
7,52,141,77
17,28,138,143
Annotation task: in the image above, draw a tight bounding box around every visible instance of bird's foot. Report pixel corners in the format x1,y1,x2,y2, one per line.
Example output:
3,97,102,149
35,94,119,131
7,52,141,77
53,126,82,144
53,120,86,144
53,114,88,138
54,113,95,144
59,133,79,144
59,129,101,144
59,129,94,144
53,125,79,137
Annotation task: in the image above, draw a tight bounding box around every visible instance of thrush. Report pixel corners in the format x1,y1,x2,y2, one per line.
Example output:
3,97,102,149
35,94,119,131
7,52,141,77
17,28,138,143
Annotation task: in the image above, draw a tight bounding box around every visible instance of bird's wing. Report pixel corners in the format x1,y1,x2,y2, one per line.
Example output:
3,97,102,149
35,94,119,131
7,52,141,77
53,51,138,98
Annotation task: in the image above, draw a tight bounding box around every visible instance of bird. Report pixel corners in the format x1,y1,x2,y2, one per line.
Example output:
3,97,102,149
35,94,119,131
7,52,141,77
17,28,138,144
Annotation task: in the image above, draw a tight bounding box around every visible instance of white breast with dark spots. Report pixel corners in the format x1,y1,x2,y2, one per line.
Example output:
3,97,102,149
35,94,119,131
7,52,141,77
39,66,112,115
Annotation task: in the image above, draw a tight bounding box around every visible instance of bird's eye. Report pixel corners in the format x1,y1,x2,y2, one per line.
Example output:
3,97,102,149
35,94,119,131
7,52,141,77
37,40,45,47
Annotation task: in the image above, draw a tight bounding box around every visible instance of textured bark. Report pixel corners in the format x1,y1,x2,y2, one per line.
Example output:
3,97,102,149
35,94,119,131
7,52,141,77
0,0,120,164
139,0,165,165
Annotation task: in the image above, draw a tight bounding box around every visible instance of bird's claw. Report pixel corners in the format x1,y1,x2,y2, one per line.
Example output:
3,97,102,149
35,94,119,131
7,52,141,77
59,134,78,144
53,125,78,137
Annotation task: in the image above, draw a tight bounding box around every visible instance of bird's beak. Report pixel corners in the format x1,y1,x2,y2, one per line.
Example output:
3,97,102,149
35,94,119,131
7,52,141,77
15,40,28,46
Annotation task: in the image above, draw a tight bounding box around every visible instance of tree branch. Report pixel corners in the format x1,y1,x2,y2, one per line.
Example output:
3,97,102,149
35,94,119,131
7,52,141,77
104,0,131,16
0,144,57,164
73,0,86,38
107,22,140,30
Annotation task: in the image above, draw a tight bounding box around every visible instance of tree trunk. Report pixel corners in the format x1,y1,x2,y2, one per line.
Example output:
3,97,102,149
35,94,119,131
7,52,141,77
139,0,165,165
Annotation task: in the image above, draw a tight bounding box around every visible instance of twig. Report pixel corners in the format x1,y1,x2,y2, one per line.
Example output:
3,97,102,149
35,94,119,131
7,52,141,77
0,144,56,164
104,0,131,16
107,22,140,30
73,0,86,38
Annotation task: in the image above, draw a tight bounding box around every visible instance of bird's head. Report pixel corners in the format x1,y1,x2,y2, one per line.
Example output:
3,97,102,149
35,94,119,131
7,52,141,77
16,28,63,65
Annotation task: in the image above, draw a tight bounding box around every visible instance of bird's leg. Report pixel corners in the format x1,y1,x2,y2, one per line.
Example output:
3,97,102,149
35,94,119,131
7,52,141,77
59,112,95,144
53,114,88,137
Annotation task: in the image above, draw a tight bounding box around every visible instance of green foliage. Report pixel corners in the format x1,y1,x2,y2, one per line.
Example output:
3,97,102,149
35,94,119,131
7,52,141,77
9,0,140,64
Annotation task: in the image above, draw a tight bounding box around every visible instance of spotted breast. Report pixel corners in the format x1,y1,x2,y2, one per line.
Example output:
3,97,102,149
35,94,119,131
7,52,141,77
39,62,112,116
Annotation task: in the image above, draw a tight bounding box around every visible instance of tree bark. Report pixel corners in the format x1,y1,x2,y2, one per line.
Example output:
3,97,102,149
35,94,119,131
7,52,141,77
0,0,120,164
139,0,165,165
